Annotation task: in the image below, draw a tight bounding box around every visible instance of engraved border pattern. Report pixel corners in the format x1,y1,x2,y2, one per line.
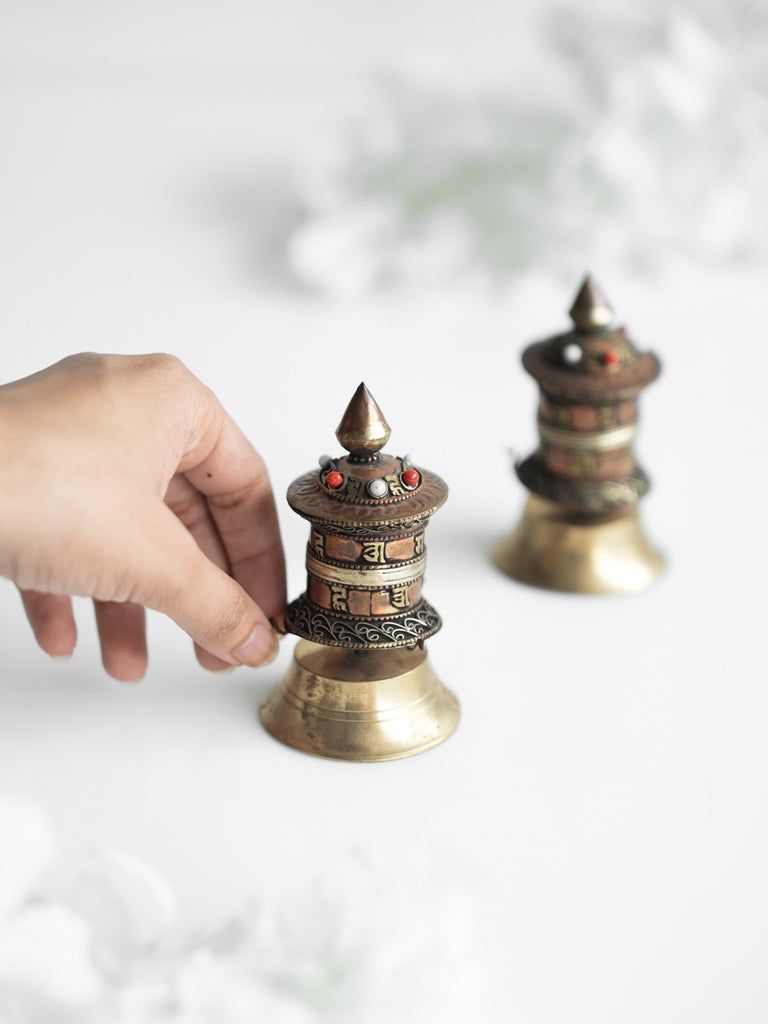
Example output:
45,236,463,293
288,470,447,529
285,595,442,649
516,455,649,510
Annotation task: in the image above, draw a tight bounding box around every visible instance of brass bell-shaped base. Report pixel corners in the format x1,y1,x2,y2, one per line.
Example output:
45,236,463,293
494,494,665,594
260,640,459,762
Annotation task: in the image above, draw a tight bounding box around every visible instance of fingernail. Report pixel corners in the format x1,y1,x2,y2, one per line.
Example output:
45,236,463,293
231,625,278,667
50,652,73,662
259,644,279,667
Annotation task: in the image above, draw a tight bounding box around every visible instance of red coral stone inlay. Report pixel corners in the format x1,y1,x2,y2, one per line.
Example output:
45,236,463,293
326,471,343,488
402,469,420,488
603,350,620,365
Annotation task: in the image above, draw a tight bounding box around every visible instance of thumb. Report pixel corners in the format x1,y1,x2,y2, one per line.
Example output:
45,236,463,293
135,506,279,667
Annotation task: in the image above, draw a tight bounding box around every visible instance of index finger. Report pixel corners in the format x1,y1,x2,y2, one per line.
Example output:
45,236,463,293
181,412,287,624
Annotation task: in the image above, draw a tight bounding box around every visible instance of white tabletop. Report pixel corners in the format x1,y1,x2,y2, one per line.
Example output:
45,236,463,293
0,4,766,1021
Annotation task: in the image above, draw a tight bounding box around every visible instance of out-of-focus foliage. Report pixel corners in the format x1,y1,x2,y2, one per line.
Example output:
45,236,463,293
288,5,768,294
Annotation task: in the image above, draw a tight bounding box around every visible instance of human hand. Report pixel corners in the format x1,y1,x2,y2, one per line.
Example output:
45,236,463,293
0,353,286,681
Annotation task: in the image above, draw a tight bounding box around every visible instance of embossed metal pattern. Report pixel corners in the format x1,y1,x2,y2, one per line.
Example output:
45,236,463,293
302,510,430,630
287,468,448,529
522,340,660,399
308,525,426,565
307,573,423,618
538,394,637,431
284,594,442,649
516,454,649,510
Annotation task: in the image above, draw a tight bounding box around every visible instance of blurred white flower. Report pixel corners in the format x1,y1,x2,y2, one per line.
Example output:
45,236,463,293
0,798,486,1024
0,797,56,919
64,848,177,965
286,3,768,293
288,204,396,297
0,904,103,1011
173,949,319,1024
173,849,487,1024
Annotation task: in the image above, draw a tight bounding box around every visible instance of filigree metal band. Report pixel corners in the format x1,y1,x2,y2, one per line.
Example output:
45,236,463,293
516,455,649,511
319,521,418,537
284,595,442,649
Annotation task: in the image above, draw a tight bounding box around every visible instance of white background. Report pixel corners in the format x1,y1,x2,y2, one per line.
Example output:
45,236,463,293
0,2,766,1021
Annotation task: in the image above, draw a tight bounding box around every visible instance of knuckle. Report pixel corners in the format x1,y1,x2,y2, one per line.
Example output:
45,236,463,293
57,351,108,379
168,492,206,528
60,351,100,367
136,352,189,382
149,562,252,651
207,476,264,512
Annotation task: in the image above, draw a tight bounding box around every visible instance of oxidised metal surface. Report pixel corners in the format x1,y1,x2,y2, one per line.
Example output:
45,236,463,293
515,274,661,514
495,275,665,593
287,465,448,529
284,596,442,649
260,383,459,760
282,385,448,651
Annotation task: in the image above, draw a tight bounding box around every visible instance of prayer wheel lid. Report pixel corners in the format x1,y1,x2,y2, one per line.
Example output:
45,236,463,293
287,383,448,530
521,274,661,400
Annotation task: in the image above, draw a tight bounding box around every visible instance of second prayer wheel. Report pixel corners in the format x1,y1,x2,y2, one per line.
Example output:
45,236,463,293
494,275,665,594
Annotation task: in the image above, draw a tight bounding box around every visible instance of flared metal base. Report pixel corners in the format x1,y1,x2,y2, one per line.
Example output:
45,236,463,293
260,640,459,762
494,494,665,594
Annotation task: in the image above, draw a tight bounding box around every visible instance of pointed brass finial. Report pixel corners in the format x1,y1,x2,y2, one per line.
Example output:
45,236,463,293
569,274,614,332
336,382,391,458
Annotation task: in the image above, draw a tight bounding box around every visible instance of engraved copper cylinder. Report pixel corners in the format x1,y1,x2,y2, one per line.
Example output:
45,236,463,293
494,275,665,593
260,383,459,761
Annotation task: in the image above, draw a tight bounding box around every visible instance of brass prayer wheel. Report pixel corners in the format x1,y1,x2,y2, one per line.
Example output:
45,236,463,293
261,383,459,761
494,275,665,593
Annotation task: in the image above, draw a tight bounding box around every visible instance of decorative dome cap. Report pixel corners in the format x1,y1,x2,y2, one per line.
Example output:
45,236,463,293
521,273,661,400
568,274,614,332
336,383,391,460
287,384,447,531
